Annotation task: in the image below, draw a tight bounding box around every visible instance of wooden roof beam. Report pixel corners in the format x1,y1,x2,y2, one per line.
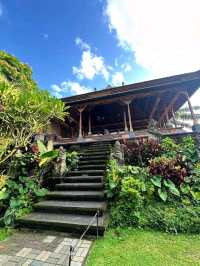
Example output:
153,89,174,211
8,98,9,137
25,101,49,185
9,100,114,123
149,96,161,121
158,92,181,125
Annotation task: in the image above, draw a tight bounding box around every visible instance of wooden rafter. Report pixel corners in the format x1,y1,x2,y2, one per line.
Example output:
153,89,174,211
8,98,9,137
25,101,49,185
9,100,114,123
149,96,161,121
158,92,181,124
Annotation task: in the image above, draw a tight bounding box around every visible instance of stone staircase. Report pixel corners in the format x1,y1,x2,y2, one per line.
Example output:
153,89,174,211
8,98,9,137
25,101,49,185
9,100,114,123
17,141,112,235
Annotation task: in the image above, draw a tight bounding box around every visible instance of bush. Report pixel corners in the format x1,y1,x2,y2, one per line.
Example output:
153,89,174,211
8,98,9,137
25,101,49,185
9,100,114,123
141,203,200,234
124,139,162,166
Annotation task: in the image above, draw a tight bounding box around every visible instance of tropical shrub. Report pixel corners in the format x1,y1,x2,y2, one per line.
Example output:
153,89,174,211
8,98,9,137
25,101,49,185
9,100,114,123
124,138,162,166
0,175,47,226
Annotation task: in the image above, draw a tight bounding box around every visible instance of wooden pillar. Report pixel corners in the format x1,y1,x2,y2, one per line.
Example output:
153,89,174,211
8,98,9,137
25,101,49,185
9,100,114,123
149,96,160,122
123,107,128,132
171,108,177,127
184,92,197,125
88,111,92,135
122,98,134,133
127,101,133,132
77,105,86,139
159,92,180,125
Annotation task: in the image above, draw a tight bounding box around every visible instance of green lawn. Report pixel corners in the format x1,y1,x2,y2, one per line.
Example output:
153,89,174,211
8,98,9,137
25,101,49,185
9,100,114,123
86,228,200,266
0,228,12,241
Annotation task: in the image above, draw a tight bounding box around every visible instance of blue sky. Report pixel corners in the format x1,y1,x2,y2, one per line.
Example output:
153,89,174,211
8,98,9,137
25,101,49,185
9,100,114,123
0,0,200,102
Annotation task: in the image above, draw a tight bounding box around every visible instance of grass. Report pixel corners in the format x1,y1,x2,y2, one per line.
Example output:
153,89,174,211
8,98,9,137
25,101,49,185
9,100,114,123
0,228,13,241
86,228,200,266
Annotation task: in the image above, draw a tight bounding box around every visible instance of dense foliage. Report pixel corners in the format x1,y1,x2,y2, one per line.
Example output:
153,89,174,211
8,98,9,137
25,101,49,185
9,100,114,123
0,52,72,227
107,136,200,233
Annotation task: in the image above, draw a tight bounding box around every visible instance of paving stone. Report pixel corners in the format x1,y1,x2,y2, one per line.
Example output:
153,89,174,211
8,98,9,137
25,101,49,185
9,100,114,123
16,248,32,257
22,259,33,266
30,260,45,266
43,236,56,244
72,256,84,263
36,251,51,262
57,254,69,265
46,257,58,264
71,262,82,266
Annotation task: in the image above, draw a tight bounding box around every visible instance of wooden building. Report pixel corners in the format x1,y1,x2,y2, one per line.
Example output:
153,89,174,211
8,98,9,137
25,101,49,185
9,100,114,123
52,70,200,144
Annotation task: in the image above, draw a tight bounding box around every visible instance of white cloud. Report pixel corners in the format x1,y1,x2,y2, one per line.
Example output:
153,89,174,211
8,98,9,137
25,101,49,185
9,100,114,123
121,63,132,72
51,84,62,93
112,71,124,86
106,0,200,77
61,81,91,95
75,37,90,50
73,50,109,81
51,81,91,97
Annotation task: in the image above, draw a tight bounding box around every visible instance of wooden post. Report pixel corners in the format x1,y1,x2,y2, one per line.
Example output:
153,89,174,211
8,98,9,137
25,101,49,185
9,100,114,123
171,108,177,127
123,107,128,132
149,96,160,122
127,101,133,132
88,111,92,135
184,91,198,125
159,92,180,125
122,97,134,133
77,105,86,139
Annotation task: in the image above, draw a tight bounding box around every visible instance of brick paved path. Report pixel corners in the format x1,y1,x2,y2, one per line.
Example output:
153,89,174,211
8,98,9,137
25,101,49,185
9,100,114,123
0,230,92,266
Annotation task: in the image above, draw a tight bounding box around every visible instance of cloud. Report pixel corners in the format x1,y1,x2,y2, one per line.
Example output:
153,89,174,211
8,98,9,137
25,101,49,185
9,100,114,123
51,81,91,97
106,0,200,77
112,71,124,86
51,84,62,93
73,50,109,81
61,81,91,95
121,63,132,72
75,37,90,50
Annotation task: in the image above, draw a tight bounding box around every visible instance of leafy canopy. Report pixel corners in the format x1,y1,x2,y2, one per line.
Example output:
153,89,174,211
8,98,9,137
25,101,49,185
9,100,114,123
0,51,67,165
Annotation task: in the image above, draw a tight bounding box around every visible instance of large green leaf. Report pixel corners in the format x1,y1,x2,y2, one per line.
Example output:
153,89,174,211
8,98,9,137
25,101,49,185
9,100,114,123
0,187,9,200
158,187,167,201
37,140,47,155
151,176,162,188
164,179,180,196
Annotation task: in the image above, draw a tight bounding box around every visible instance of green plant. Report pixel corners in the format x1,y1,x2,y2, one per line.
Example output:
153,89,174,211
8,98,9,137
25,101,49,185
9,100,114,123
150,175,180,202
160,137,180,158
0,67,66,166
149,156,187,185
1,176,47,226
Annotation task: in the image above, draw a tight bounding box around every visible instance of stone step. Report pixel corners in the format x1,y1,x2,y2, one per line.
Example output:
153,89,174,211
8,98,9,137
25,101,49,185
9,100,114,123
81,148,110,152
17,212,107,235
46,191,105,201
80,155,109,161
61,176,103,183
68,170,105,176
55,182,104,191
34,200,106,215
79,159,107,165
78,164,105,170
80,151,110,156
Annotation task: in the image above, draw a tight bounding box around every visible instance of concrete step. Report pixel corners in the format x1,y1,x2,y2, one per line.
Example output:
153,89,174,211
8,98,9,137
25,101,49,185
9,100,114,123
34,200,106,215
55,182,104,191
68,170,105,176
58,176,103,183
46,190,105,201
78,164,105,170
80,155,109,161
17,212,107,235
79,159,107,165
81,148,110,152
80,151,110,156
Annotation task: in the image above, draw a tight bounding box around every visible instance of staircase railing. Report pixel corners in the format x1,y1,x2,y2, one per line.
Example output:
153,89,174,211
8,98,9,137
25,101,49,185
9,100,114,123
68,210,100,266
